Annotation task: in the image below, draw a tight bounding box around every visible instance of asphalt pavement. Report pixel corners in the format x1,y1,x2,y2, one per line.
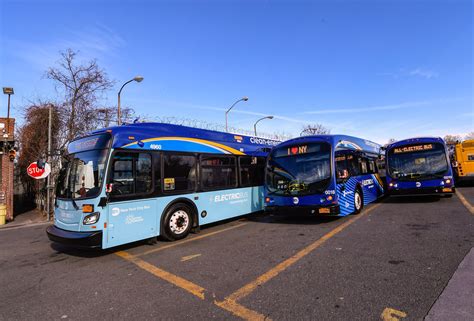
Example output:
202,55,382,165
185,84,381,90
0,189,473,321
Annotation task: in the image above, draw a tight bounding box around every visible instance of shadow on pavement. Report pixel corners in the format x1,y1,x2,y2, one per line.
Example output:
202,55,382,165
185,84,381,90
247,211,342,225
383,195,443,203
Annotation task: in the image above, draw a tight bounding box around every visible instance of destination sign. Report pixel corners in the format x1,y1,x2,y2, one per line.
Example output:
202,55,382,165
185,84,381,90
68,134,111,153
273,143,329,158
393,144,434,154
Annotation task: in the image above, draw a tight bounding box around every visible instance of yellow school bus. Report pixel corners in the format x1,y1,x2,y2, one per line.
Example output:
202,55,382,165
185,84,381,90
453,140,474,181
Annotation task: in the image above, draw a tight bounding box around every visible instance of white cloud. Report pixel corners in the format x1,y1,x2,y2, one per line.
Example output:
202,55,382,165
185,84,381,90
408,68,439,79
379,68,439,80
301,100,431,115
7,24,126,71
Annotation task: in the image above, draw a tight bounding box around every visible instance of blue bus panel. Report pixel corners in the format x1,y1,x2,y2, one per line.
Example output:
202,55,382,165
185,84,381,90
265,135,384,217
385,137,455,196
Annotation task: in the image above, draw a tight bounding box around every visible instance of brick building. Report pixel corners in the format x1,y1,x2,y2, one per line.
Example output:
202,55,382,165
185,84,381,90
0,117,15,221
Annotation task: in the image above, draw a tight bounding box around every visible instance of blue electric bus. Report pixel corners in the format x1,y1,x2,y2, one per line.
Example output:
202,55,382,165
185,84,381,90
385,137,455,196
264,135,384,216
47,123,278,249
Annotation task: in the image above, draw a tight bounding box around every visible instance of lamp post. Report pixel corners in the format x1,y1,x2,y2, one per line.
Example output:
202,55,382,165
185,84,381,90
117,76,143,125
225,96,248,132
2,87,14,136
253,115,274,136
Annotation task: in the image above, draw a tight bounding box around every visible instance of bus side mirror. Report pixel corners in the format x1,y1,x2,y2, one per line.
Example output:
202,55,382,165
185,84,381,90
98,196,108,208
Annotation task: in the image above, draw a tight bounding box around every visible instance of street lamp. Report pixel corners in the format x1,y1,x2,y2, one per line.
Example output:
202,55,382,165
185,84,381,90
117,76,144,125
254,115,274,136
2,87,14,137
225,96,248,132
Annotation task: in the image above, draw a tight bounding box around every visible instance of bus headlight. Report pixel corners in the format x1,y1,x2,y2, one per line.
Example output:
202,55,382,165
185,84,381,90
83,212,100,225
445,179,451,185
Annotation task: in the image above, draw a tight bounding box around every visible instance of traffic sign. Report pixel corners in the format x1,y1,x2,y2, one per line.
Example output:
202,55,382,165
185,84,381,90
27,162,51,179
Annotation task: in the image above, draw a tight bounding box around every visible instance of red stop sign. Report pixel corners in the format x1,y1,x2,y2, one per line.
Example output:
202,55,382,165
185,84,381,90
27,162,51,179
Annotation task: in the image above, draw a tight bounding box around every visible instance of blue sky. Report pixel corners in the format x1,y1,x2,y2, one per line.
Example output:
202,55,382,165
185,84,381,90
0,0,472,143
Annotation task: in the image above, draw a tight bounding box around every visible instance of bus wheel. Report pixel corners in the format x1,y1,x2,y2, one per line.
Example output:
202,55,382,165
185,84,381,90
354,189,363,214
162,203,193,241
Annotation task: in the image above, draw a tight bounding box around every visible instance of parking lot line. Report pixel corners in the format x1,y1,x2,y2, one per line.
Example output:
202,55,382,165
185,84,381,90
135,222,248,257
116,250,207,300
456,190,474,215
215,298,269,321
217,203,381,317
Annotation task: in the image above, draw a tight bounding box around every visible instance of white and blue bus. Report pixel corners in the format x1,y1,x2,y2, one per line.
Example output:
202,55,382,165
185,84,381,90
264,135,384,216
47,123,278,249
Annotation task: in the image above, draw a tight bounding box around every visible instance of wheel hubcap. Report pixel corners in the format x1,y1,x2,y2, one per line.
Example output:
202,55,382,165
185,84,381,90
355,193,362,210
169,210,189,234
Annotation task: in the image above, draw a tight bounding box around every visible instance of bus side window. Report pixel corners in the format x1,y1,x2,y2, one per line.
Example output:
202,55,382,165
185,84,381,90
335,153,349,183
359,157,368,174
163,154,196,192
111,154,134,195
347,154,360,177
135,154,153,193
110,152,153,197
239,156,265,187
200,155,237,190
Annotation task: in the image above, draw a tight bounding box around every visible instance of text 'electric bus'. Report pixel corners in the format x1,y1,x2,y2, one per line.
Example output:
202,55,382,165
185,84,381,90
265,135,385,216
385,137,455,196
47,123,278,249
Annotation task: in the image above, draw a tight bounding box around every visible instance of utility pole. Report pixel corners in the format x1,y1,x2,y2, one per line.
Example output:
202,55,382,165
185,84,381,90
46,104,52,221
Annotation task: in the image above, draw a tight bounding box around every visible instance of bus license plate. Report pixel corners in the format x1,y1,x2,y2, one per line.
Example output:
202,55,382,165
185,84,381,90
442,188,452,193
319,208,331,214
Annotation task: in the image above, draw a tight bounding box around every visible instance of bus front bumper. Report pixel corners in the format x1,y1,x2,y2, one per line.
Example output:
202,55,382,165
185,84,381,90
46,225,102,249
388,187,455,196
265,204,340,216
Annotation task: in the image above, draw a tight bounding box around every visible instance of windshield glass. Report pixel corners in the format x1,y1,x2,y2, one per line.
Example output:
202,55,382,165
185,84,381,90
387,143,448,180
266,142,331,196
56,149,108,199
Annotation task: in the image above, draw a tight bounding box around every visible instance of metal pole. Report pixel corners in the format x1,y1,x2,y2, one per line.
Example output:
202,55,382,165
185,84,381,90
117,92,121,126
253,116,273,136
6,94,10,135
225,97,248,132
46,104,52,221
117,79,135,126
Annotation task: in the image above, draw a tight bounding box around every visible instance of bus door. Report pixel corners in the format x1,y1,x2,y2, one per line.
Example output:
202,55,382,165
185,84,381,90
106,151,158,247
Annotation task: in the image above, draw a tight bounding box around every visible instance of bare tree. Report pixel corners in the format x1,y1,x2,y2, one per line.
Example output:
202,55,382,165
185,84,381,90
444,134,462,144
465,132,474,140
300,124,331,136
17,102,61,206
47,49,114,149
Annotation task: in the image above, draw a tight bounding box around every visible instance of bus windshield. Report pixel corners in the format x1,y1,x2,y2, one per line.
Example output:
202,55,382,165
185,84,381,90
56,149,109,199
388,143,448,181
266,142,331,195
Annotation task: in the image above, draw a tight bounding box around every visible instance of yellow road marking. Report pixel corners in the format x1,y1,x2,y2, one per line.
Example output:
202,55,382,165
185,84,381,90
115,251,206,300
181,253,202,262
381,307,407,320
135,222,248,257
456,189,474,215
224,204,381,303
215,298,270,321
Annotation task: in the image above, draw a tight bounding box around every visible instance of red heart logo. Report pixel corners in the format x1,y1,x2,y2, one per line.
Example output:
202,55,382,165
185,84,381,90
291,147,298,154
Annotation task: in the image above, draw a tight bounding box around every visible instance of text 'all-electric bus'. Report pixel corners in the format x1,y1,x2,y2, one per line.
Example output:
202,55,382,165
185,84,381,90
47,123,278,249
385,137,455,196
265,135,385,216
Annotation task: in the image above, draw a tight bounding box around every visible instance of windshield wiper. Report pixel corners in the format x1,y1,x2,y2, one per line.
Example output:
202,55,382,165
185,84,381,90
70,198,79,210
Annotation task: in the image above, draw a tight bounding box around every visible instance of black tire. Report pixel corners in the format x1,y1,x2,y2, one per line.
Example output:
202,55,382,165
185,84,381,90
445,194,454,198
162,203,193,241
354,188,363,214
